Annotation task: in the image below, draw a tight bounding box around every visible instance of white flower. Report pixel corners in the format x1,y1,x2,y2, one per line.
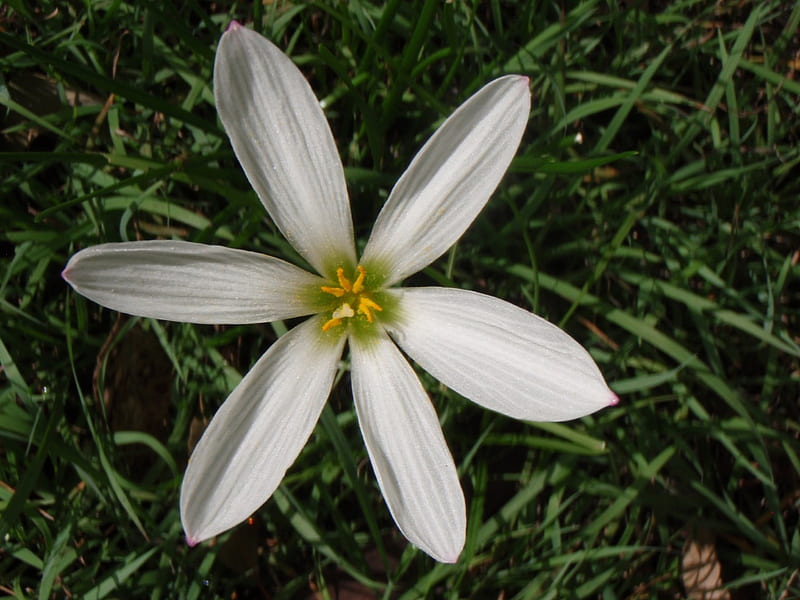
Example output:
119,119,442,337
62,22,617,563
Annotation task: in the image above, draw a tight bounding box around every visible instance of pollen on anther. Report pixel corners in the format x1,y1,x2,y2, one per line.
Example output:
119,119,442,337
336,268,352,292
320,267,384,332
322,318,342,332
321,285,345,297
357,296,383,322
352,266,367,294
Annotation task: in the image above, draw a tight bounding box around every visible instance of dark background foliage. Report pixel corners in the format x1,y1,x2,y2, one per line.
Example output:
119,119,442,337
1,1,798,598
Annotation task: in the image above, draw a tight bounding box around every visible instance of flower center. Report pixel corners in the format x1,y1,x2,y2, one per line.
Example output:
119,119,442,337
320,266,383,332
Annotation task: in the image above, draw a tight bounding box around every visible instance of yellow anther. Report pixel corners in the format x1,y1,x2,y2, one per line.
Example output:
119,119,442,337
320,266,383,331
321,286,345,297
322,318,342,332
336,268,352,292
351,265,367,294
357,296,383,322
322,304,354,332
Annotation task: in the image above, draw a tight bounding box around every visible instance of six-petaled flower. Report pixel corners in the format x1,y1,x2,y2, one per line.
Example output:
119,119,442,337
63,22,617,563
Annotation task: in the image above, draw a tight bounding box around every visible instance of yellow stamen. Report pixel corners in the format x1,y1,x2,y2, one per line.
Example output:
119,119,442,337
351,265,367,294
357,296,383,322
336,267,352,292
319,266,384,331
321,286,345,297
322,318,342,332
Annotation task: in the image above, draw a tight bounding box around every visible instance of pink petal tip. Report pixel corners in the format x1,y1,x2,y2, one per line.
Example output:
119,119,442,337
226,20,242,32
185,534,200,547
608,392,620,406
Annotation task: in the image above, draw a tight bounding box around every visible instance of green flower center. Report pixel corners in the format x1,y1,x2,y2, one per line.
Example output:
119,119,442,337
320,266,384,332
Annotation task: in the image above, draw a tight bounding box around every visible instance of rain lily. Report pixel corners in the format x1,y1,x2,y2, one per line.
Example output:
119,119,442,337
63,22,617,563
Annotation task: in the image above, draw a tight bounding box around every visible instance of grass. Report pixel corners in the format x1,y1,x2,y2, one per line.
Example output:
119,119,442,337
1,0,799,598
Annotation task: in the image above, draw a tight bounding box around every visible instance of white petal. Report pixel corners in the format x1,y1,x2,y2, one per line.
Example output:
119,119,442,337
388,288,617,422
361,76,530,286
350,330,465,563
181,316,345,543
63,241,323,324
215,23,356,279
